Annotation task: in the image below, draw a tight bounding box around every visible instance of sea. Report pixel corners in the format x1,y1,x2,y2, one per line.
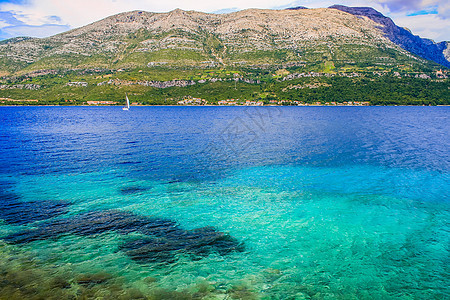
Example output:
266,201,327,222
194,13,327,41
0,106,448,299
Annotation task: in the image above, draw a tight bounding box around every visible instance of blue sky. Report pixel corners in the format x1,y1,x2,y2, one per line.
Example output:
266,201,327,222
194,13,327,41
0,0,449,42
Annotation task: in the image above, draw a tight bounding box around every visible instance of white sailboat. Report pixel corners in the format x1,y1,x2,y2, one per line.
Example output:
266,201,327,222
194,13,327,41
122,94,130,111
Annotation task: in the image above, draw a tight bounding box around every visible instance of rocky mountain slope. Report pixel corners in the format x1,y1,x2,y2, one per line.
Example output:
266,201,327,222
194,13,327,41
329,5,450,68
0,6,448,75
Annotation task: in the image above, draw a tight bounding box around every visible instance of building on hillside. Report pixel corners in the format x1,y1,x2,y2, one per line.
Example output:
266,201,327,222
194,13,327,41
86,101,117,105
436,69,447,79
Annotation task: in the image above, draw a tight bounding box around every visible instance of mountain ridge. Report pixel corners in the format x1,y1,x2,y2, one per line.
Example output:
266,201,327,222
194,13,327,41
0,5,448,75
329,5,450,68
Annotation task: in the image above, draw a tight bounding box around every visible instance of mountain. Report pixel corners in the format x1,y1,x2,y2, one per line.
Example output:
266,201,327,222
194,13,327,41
0,6,448,75
329,5,450,68
0,36,34,45
0,6,448,107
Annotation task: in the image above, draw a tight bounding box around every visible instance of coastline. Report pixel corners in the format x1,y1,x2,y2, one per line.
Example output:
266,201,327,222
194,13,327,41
1,104,448,107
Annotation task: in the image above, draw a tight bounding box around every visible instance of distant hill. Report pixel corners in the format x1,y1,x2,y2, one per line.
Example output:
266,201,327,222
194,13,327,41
329,5,450,68
0,6,448,107
0,36,34,45
0,6,448,74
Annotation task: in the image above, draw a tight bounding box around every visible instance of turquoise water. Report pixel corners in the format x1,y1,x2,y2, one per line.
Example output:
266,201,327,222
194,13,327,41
0,106,449,299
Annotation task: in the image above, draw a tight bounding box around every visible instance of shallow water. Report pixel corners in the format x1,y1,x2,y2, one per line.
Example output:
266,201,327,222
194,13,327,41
0,106,448,299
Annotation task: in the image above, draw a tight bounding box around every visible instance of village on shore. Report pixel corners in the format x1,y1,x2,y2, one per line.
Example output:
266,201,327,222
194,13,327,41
0,69,447,106
82,98,370,106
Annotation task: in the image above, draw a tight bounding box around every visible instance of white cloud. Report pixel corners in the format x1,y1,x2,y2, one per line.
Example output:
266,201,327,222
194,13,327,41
437,1,450,18
0,20,12,28
374,0,440,12
393,14,450,41
1,24,71,38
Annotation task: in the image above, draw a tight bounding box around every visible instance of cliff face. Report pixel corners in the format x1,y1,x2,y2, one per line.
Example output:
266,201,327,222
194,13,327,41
329,5,450,68
442,42,450,61
0,6,447,74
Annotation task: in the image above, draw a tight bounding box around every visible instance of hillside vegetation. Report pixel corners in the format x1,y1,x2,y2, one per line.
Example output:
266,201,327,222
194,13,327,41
0,6,448,105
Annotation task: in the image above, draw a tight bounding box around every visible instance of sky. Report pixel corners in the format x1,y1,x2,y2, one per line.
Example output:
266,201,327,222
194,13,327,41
0,0,448,42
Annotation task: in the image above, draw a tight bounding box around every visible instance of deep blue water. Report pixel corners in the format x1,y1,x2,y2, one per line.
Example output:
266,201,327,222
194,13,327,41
0,106,449,299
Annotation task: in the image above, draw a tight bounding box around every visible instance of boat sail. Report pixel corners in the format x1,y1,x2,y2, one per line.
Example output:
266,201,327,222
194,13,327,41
123,94,130,111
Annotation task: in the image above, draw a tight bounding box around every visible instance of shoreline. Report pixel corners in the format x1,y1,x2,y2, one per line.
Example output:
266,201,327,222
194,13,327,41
1,104,448,107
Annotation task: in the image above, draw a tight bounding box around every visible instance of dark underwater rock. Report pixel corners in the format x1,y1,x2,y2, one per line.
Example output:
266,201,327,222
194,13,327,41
75,272,113,286
3,210,179,243
119,186,151,195
121,226,244,263
2,209,244,263
0,191,71,225
49,277,71,289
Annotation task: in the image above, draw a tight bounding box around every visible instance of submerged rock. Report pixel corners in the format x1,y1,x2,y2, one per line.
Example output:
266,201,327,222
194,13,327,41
228,284,258,300
119,186,151,195
0,191,71,225
3,209,244,263
121,226,244,263
75,272,113,286
3,210,179,243
49,277,71,289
